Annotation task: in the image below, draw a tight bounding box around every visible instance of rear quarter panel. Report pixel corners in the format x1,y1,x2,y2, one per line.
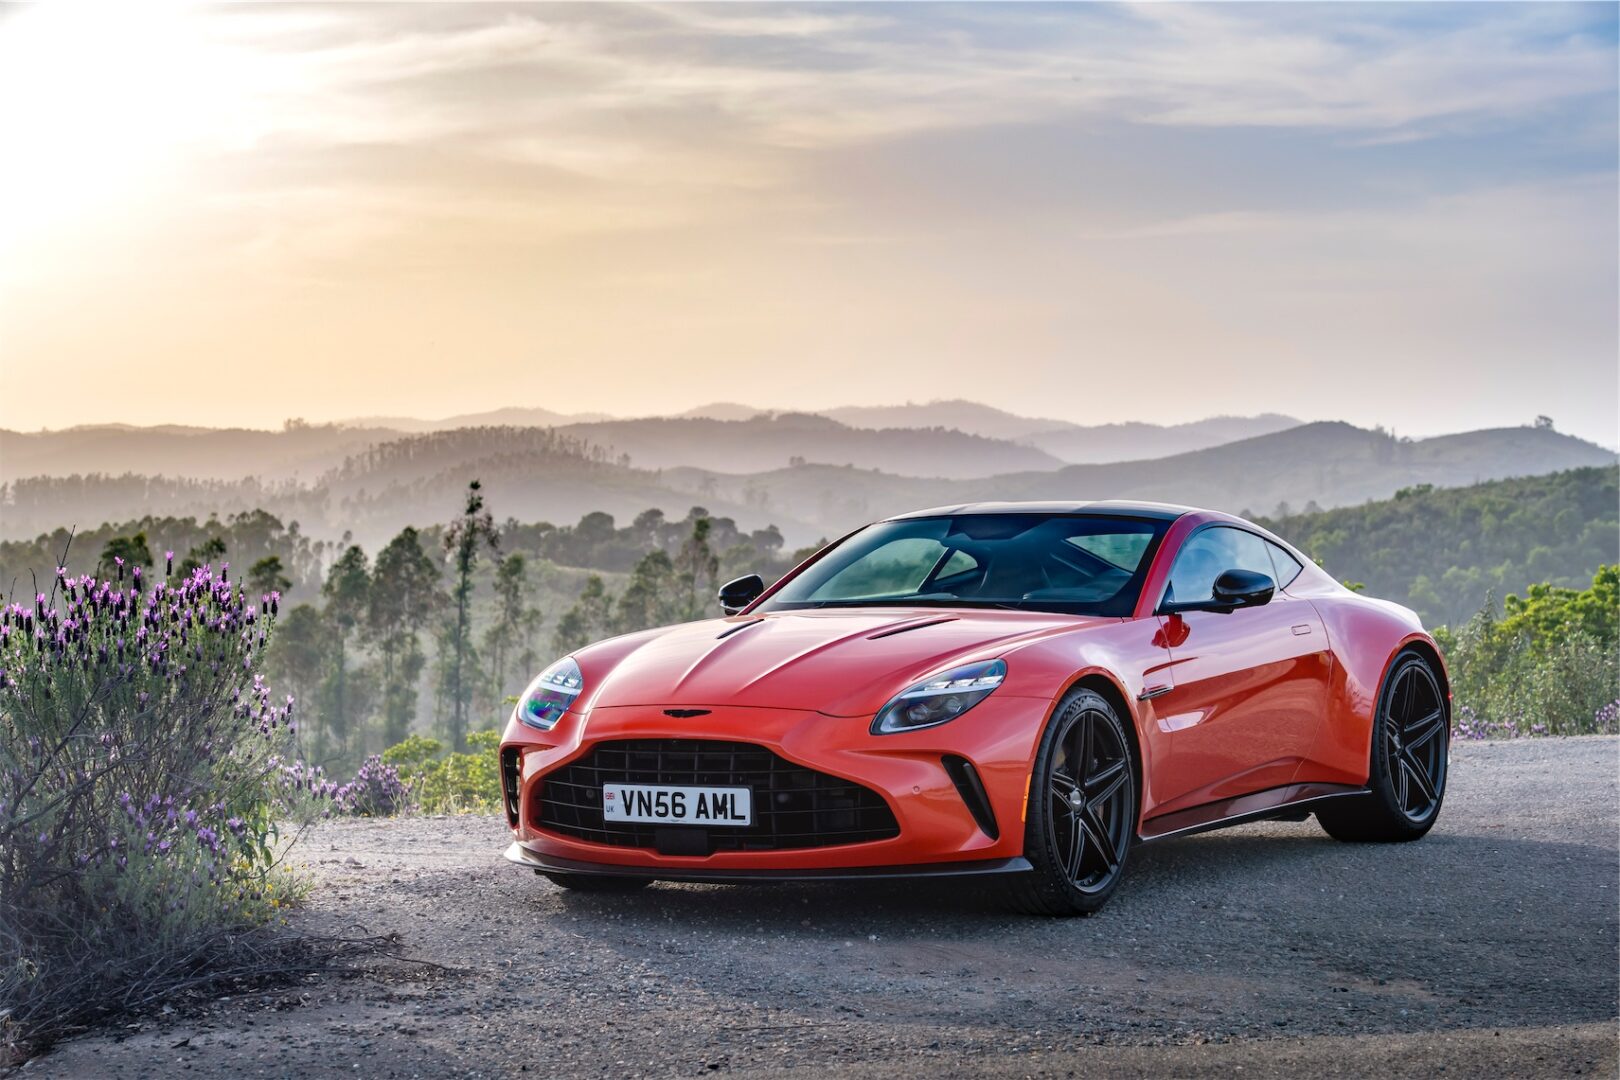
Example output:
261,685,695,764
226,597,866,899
1284,561,1449,787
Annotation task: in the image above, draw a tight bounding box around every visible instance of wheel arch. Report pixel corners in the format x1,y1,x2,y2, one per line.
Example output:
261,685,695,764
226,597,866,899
1063,671,1146,833
1397,637,1451,717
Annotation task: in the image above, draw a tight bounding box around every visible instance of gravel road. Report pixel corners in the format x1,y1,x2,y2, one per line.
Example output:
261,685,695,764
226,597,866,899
30,737,1619,1078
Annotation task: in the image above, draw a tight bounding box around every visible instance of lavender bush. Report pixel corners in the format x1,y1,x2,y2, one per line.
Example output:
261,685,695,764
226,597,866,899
0,563,312,1055
274,754,413,817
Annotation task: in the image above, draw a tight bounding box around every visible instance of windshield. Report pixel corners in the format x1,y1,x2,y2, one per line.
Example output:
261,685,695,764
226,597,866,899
759,513,1168,617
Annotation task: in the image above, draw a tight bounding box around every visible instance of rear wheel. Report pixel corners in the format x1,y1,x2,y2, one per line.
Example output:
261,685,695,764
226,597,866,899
1006,688,1138,916
542,872,652,893
1318,650,1449,842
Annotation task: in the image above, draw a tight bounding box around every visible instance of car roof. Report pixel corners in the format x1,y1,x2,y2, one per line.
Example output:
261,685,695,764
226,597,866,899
884,500,1194,524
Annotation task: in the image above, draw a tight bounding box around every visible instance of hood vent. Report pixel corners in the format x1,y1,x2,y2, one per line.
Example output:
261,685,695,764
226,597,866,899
866,616,959,640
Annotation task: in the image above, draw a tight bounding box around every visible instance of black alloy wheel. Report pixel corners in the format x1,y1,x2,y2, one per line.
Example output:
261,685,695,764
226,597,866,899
1319,650,1449,842
1008,688,1138,915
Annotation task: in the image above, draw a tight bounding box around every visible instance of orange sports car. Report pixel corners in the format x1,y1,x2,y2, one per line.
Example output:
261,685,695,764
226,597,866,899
501,502,1449,914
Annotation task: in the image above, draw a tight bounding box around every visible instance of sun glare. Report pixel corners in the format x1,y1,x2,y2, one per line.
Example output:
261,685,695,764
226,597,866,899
0,3,263,261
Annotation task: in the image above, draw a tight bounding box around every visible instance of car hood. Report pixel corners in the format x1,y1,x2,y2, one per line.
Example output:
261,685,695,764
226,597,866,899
578,608,1104,717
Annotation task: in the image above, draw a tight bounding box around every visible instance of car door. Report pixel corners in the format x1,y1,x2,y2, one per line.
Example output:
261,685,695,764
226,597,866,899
1146,525,1331,814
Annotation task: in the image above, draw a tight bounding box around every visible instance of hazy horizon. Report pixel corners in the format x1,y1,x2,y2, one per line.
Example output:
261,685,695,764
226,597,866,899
2,3,1615,445
5,401,1614,453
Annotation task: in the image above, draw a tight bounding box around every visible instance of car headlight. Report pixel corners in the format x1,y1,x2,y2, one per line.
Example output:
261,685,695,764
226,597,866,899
517,657,584,730
871,659,1007,735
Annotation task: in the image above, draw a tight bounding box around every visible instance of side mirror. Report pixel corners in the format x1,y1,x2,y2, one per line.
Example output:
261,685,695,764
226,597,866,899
1209,568,1275,612
718,574,765,615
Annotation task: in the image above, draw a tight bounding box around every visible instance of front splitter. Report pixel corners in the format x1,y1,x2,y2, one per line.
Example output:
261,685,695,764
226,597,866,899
503,841,1031,884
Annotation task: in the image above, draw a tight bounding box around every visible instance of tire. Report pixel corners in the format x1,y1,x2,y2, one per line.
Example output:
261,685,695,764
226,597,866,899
542,872,652,893
1318,649,1449,843
1005,688,1138,916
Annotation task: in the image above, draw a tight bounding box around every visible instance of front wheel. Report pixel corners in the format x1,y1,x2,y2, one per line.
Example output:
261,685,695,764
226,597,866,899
1318,650,1449,843
1006,688,1138,916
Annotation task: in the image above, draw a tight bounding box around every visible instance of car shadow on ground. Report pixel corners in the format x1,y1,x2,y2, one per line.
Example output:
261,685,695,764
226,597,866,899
540,823,1614,927
525,823,1618,1035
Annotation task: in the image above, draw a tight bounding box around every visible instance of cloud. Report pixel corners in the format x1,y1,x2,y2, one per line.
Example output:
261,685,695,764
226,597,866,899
1,2,1613,443
172,3,1620,158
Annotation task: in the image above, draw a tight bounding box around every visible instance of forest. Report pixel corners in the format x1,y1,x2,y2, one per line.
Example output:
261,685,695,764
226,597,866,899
1259,465,1618,626
1,465,1614,777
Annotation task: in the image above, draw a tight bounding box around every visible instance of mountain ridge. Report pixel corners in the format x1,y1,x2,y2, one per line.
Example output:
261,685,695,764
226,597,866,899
3,420,1611,552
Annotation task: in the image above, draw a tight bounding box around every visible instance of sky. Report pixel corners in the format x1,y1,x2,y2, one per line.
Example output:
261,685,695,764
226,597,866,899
0,2,1616,445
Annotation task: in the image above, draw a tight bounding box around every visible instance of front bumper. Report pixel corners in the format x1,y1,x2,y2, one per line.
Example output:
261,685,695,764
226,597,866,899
500,699,1045,874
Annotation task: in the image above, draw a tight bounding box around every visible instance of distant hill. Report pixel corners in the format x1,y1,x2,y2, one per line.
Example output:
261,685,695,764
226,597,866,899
334,406,612,431
1259,466,1618,628
4,421,1611,551
5,404,1302,480
549,413,1066,477
1019,413,1303,463
670,422,1618,538
674,402,767,422
0,427,822,553
1,413,1067,486
820,400,1081,440
0,424,398,483
820,400,1301,461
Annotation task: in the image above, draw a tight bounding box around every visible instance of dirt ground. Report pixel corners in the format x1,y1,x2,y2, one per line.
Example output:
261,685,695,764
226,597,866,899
24,737,1620,1079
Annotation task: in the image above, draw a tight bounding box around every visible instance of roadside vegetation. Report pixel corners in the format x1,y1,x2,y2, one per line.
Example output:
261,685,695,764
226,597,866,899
0,560,397,1059
1437,565,1617,739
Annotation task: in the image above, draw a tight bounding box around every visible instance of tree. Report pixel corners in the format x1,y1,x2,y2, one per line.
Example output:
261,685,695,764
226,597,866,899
614,549,678,634
368,527,442,746
673,516,719,621
552,575,614,655
98,532,153,578
483,553,542,703
263,603,334,759
176,536,227,580
440,481,499,751
248,555,292,597
321,545,371,755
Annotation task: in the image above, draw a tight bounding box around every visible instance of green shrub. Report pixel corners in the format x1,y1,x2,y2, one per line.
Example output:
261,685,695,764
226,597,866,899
381,729,501,813
1442,565,1619,738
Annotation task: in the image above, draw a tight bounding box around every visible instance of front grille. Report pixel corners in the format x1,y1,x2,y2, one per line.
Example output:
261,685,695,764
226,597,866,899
535,739,899,851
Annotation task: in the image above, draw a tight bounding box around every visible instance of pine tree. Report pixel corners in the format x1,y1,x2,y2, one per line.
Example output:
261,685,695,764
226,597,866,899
368,527,442,746
440,481,499,751
321,545,371,755
484,553,542,703
248,555,293,597
673,516,720,621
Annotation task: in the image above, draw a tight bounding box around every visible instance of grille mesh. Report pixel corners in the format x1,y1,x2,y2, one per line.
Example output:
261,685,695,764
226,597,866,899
534,739,899,851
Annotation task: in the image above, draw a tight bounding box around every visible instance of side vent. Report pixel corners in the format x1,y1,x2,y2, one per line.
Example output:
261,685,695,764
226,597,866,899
500,747,523,827
942,754,1000,841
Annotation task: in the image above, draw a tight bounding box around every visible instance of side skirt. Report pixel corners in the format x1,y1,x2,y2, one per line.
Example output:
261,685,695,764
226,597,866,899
1136,782,1368,843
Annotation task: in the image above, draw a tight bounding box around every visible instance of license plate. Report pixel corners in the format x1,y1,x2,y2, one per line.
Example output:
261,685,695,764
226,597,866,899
602,783,752,826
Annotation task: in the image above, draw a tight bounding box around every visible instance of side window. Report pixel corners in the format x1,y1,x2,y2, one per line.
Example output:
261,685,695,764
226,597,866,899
1165,527,1273,606
1265,541,1304,590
